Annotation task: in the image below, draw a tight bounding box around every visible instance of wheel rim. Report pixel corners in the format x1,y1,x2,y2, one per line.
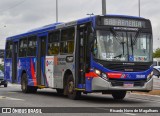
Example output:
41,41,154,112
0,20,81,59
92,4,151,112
68,81,74,94
22,79,26,91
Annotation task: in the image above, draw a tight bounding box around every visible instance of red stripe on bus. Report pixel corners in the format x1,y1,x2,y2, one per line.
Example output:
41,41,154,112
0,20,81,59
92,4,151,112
85,72,98,77
31,59,37,86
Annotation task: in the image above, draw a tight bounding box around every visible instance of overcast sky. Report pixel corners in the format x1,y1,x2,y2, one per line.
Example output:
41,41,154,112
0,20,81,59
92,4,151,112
0,0,160,50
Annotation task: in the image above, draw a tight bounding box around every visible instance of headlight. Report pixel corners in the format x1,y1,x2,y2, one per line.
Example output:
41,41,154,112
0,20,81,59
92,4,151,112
102,73,107,78
102,73,108,80
95,69,101,75
94,69,108,80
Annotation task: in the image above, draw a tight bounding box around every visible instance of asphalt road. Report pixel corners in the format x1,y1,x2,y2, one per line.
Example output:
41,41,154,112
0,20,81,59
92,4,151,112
0,77,160,116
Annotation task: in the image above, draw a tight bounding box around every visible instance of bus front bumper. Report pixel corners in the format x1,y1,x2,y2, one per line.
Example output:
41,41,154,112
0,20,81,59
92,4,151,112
91,77,153,91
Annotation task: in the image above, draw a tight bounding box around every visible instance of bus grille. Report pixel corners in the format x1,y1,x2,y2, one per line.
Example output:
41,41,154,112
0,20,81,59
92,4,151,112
111,81,145,87
107,64,150,72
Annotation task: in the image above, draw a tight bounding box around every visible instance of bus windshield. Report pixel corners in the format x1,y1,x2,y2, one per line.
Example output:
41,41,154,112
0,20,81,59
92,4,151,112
93,30,152,62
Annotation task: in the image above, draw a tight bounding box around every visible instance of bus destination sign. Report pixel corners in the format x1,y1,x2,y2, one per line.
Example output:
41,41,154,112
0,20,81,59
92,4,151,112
102,18,146,28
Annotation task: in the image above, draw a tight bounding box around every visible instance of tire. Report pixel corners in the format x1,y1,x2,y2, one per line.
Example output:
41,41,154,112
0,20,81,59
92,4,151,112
56,89,64,94
64,74,81,100
4,84,7,87
21,73,37,93
21,73,30,93
112,91,126,100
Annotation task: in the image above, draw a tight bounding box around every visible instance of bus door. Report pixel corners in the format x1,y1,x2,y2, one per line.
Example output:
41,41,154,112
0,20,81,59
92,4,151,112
76,24,90,87
12,42,18,83
37,34,47,86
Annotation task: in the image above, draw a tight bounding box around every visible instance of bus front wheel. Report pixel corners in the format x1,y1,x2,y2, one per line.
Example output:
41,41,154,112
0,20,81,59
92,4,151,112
65,75,81,100
112,91,126,100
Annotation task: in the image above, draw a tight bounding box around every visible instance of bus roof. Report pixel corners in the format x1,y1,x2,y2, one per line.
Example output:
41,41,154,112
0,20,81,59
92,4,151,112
6,14,146,41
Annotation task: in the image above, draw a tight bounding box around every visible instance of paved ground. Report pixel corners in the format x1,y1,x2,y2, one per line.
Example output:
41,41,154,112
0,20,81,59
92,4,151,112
153,76,160,89
0,77,160,116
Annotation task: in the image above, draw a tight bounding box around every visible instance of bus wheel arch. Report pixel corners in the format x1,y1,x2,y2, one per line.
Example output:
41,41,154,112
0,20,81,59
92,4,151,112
63,69,73,94
63,70,81,100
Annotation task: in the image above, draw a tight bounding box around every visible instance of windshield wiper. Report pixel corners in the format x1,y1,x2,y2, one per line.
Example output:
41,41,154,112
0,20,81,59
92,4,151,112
110,28,126,56
110,28,122,44
133,29,141,45
130,33,134,55
114,54,122,58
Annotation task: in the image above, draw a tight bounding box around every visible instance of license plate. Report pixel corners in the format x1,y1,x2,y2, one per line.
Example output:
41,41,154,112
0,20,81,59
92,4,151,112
123,82,134,88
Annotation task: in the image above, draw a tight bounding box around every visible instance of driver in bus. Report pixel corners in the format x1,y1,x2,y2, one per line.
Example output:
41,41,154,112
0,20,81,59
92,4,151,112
106,37,114,59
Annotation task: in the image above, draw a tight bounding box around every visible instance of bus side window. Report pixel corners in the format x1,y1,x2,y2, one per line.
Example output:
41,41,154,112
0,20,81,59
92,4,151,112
60,28,75,54
19,38,27,57
48,31,60,55
68,41,74,54
6,41,13,58
48,43,59,55
27,36,37,56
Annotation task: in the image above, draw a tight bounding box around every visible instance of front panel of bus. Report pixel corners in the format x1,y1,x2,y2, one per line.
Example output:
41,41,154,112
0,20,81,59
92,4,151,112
85,16,153,92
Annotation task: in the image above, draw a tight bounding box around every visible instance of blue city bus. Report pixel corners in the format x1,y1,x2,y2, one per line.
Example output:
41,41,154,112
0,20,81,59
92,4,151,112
4,15,153,100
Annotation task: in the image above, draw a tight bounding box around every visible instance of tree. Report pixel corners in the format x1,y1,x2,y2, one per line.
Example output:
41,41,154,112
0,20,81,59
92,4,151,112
153,48,160,58
0,64,4,72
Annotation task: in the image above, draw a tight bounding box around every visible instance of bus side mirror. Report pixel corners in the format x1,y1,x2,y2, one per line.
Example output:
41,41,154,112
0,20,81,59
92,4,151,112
89,33,96,43
89,33,96,51
153,68,160,78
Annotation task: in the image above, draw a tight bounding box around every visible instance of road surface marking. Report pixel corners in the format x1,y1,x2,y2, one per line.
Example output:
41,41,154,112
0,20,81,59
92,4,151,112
0,96,24,101
8,92,17,94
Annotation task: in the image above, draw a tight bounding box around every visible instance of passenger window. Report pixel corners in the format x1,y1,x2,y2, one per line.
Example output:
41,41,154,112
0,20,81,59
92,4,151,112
19,38,27,57
48,31,60,55
6,41,13,58
27,36,37,56
60,28,75,54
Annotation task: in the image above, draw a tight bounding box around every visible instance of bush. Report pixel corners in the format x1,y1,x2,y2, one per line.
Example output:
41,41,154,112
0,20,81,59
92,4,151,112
153,48,160,58
0,64,4,72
